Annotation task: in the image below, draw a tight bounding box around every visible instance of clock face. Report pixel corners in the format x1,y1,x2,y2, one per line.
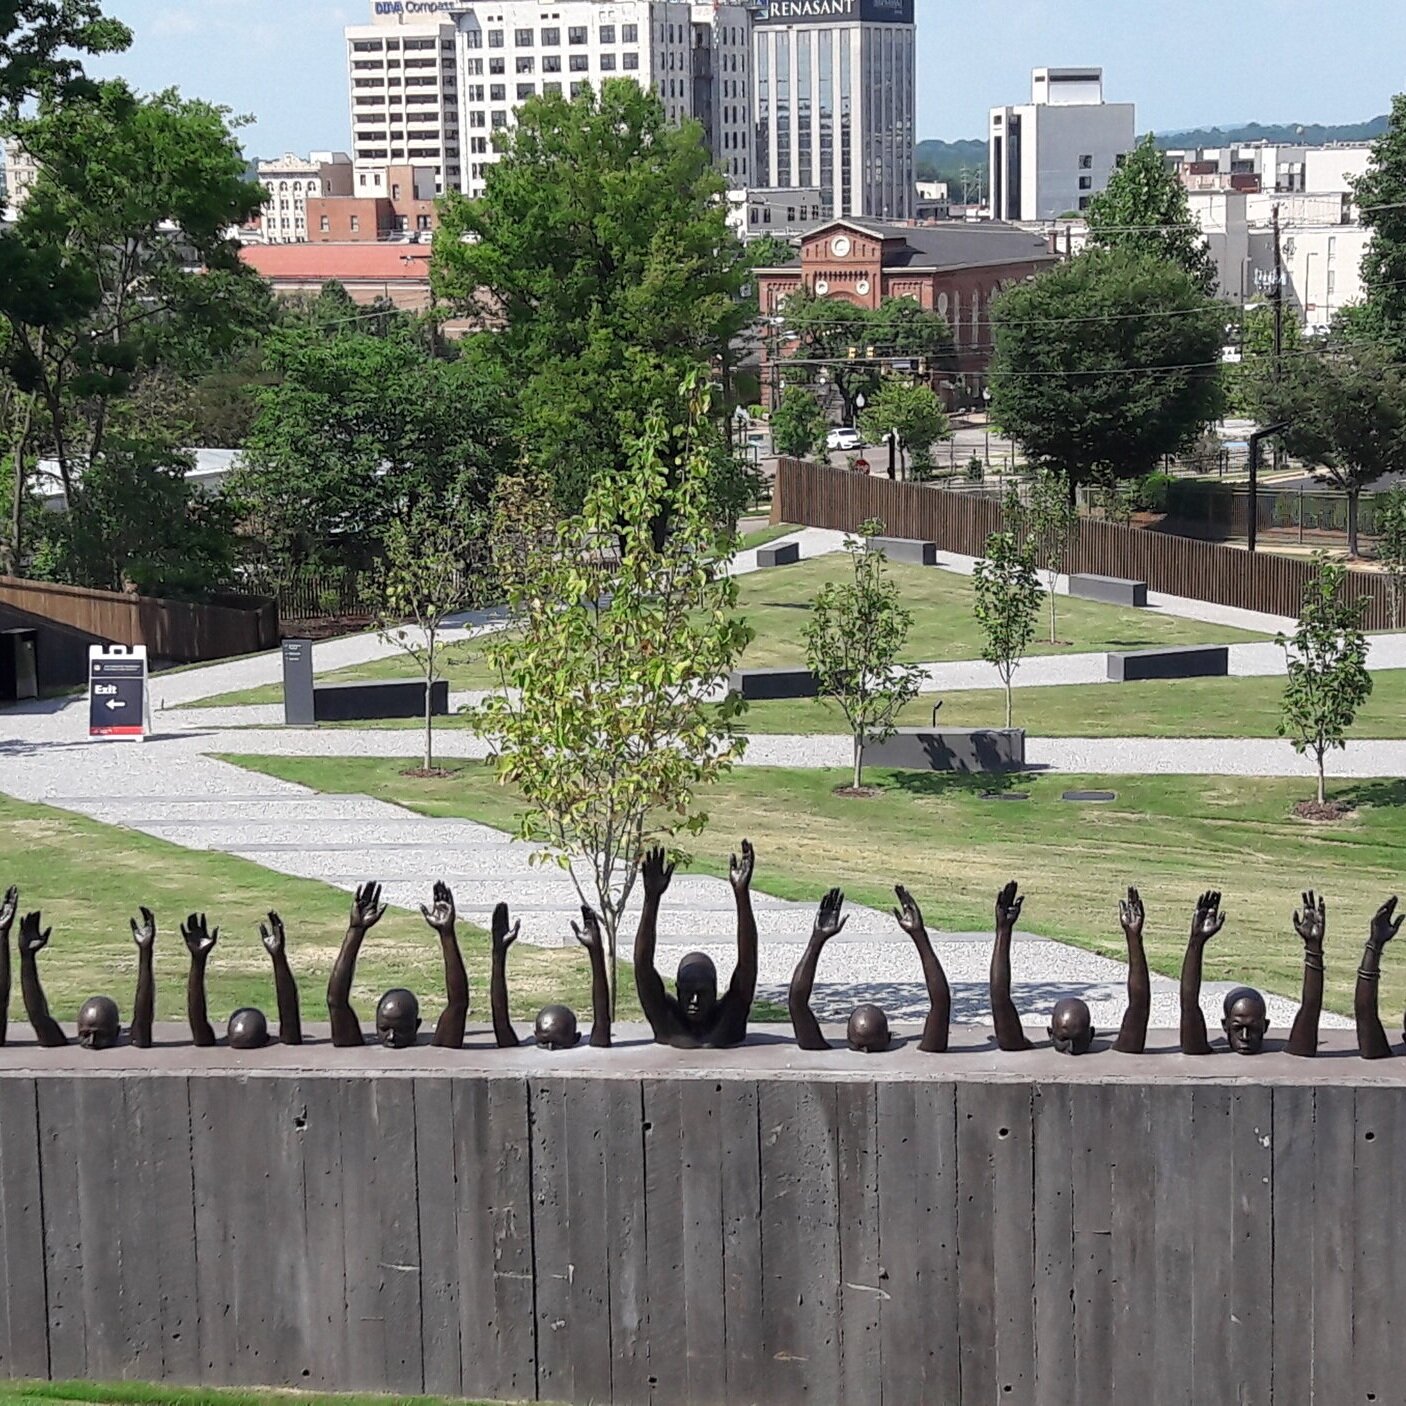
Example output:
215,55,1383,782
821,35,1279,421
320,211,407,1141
831,235,851,257
856,279,871,296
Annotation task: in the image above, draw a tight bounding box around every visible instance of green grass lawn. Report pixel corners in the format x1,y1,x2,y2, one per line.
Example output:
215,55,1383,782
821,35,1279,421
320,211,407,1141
226,754,1406,1024
0,1385,510,1406
188,557,1267,708
736,667,1406,738
0,794,618,1025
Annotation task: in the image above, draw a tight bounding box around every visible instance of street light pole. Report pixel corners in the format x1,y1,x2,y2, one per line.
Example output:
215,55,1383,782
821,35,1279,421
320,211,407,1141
1247,420,1290,554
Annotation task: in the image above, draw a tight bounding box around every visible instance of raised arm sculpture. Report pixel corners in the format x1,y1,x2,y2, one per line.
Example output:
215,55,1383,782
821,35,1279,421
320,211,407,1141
894,885,951,1054
181,913,218,1048
18,912,66,1047
328,881,385,1048
787,888,850,1051
77,996,121,1050
421,882,469,1049
571,906,612,1048
990,881,1032,1052
0,885,16,1046
490,901,521,1049
130,906,156,1049
1286,890,1326,1058
1179,890,1224,1056
635,840,758,1049
1112,887,1150,1055
259,912,302,1045
1355,896,1401,1061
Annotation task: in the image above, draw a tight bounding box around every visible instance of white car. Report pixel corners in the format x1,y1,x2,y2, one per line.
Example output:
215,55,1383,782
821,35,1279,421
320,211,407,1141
827,427,863,452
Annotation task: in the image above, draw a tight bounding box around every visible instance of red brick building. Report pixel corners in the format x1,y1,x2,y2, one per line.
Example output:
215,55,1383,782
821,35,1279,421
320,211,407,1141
753,217,1059,398
306,164,439,243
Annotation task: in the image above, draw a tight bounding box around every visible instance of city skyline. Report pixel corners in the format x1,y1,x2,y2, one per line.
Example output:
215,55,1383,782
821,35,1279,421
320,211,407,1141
75,0,1406,159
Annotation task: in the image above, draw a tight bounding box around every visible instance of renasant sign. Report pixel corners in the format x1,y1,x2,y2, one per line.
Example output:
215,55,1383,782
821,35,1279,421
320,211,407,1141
755,0,915,21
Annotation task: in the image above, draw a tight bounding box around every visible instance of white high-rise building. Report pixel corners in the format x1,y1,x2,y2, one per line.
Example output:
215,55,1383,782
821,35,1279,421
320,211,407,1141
989,68,1136,222
751,0,916,222
345,2,753,200
2,137,40,220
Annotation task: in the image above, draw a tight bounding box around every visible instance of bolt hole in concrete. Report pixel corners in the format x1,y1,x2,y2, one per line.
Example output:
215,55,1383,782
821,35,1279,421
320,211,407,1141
1366,1130,1377,1142
998,1128,1010,1139
1062,790,1118,803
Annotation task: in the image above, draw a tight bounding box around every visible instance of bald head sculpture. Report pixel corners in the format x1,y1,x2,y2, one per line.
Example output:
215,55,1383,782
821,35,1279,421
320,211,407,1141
535,1004,581,1050
77,996,120,1051
227,1008,269,1050
376,989,421,1049
846,1003,891,1053
1048,997,1095,1055
1222,986,1270,1055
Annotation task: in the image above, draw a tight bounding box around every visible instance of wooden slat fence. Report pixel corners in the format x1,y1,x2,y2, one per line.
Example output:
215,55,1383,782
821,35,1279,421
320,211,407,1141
0,576,278,662
774,459,1398,627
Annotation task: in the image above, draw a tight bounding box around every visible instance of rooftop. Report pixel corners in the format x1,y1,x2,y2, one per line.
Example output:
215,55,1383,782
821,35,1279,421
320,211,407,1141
239,242,433,282
757,217,1057,273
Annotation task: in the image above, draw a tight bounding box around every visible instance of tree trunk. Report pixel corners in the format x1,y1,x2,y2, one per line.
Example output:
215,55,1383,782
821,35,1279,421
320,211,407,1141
1317,750,1326,807
852,736,864,792
605,913,619,1021
1347,488,1360,559
1005,677,1013,729
424,678,433,772
1049,577,1058,645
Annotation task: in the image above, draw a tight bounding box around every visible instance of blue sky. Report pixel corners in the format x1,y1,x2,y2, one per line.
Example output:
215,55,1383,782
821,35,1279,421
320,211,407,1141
90,0,1406,157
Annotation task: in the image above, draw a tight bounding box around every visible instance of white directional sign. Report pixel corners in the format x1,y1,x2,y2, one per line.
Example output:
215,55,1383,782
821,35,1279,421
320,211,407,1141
88,644,149,741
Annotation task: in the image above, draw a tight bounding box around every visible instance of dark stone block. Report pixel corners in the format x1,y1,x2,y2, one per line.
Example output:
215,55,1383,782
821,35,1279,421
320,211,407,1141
1106,645,1229,682
866,728,1025,773
1069,573,1149,608
312,678,450,722
756,542,800,568
867,536,938,567
1062,790,1117,802
729,667,818,701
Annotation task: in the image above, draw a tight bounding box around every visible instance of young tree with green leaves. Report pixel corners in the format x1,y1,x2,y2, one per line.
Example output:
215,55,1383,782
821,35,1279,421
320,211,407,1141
1277,557,1373,807
1027,468,1080,643
769,385,830,460
375,503,478,776
989,248,1225,493
973,527,1044,727
1087,135,1219,294
804,520,926,792
858,379,950,477
1352,92,1406,356
433,82,751,519
472,375,754,1010
1375,486,1406,629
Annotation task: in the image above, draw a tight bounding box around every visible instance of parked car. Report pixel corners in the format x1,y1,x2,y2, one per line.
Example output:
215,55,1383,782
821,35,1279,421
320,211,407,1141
827,427,863,451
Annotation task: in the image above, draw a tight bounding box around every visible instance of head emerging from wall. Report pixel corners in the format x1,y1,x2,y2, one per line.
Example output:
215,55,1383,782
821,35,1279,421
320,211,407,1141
376,989,421,1049
1048,997,1095,1055
847,1003,891,1053
1222,987,1270,1055
535,1004,580,1051
676,952,719,1029
227,1008,269,1050
77,996,120,1051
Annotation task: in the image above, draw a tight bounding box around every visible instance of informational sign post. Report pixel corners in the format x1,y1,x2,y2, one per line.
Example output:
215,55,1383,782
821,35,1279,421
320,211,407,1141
282,638,316,726
88,644,149,740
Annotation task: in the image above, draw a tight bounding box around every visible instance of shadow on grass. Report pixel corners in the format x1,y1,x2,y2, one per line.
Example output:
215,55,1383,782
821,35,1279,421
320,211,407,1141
881,768,1048,800
1338,779,1406,811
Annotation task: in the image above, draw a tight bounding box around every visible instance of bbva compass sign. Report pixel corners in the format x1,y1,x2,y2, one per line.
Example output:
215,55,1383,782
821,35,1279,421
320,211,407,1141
755,0,915,22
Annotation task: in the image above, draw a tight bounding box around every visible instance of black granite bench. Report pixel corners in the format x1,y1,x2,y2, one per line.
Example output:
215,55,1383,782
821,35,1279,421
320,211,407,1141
866,535,938,567
313,678,450,721
866,727,1026,772
729,667,818,701
1107,645,1229,682
756,542,800,568
1069,573,1149,607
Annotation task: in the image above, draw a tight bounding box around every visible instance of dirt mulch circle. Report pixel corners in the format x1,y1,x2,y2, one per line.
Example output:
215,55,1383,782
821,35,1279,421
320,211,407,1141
1291,799,1356,823
833,785,883,799
400,767,458,780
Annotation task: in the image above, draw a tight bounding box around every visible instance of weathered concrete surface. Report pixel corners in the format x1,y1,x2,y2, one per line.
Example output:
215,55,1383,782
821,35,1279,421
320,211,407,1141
1069,572,1149,608
1107,643,1231,682
867,535,938,566
866,726,1026,772
756,542,801,568
313,677,449,722
0,1026,1400,1404
728,666,818,700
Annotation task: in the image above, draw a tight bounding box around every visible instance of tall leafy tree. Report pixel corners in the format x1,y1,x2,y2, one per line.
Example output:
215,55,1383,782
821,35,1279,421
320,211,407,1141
433,81,750,519
989,248,1225,492
236,329,511,570
1026,468,1080,644
0,1,129,114
1353,92,1406,356
768,385,829,460
858,379,950,477
1277,557,1373,807
1375,487,1406,629
1260,341,1406,557
1087,134,1219,294
804,521,925,792
472,375,753,1009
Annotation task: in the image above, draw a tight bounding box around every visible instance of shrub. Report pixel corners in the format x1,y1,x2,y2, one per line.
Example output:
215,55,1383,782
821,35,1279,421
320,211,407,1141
966,456,985,483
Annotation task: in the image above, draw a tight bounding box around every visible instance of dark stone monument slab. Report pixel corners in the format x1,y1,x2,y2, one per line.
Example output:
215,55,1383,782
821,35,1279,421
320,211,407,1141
1069,573,1149,608
1107,645,1229,682
313,678,450,722
866,728,1026,773
756,542,800,568
866,536,938,567
1063,790,1117,802
728,667,818,701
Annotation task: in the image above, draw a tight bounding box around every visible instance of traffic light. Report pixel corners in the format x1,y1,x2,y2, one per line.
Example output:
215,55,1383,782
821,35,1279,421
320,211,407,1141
847,345,857,360
866,344,876,359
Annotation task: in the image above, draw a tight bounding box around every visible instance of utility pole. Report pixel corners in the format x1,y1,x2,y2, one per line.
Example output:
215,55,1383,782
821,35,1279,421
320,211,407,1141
1272,204,1284,472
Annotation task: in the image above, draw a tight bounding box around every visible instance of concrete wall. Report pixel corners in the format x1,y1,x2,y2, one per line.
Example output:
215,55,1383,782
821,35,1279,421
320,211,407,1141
1,1028,1403,1405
